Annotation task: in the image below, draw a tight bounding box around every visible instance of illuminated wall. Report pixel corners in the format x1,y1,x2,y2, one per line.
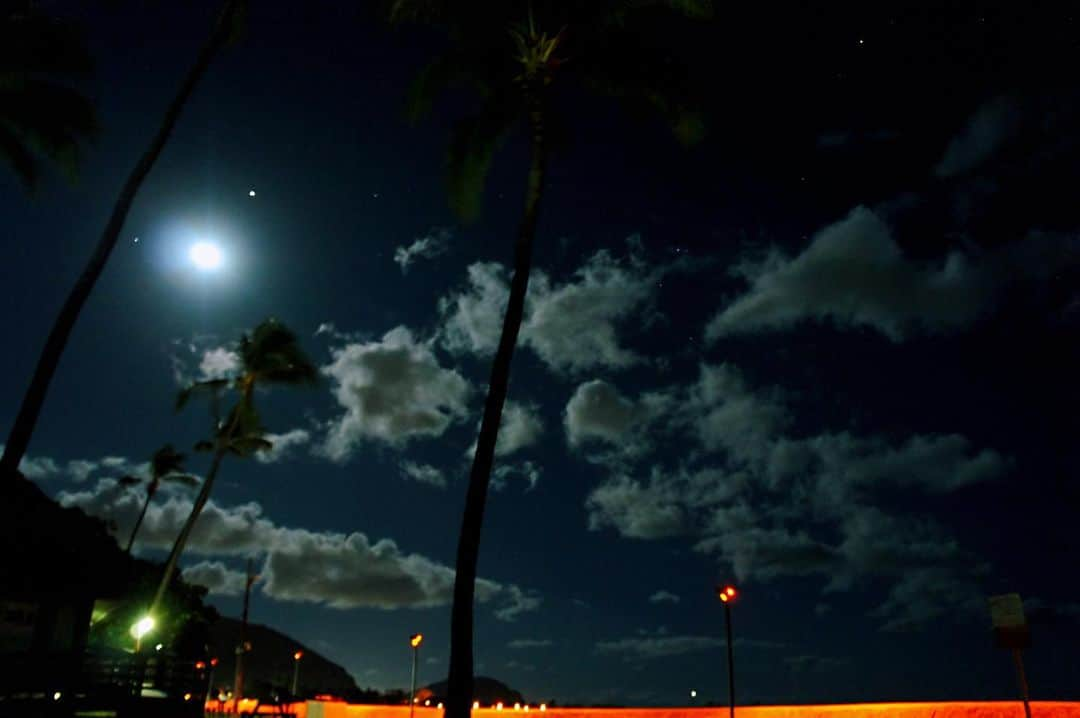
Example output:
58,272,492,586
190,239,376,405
282,703,1080,718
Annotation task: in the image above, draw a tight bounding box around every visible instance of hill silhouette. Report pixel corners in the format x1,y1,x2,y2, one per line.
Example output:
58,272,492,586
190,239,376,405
208,617,358,700
419,677,524,706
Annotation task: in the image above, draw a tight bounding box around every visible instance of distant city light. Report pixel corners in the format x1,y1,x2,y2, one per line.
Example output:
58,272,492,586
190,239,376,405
497,702,504,711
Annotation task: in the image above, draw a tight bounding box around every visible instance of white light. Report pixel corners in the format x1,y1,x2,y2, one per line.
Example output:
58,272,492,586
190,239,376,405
190,242,223,270
131,616,155,640
690,690,697,698
53,692,62,701
248,190,256,197
155,643,163,652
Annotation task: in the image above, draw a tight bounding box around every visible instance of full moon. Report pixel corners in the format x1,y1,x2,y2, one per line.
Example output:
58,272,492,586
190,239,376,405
189,241,224,270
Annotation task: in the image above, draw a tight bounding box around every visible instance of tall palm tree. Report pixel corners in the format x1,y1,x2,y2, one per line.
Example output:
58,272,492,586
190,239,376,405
0,3,96,189
0,0,247,484
149,318,317,618
118,444,198,554
390,4,710,717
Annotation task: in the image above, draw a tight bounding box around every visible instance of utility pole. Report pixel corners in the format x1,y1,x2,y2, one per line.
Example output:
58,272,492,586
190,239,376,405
409,633,424,718
234,559,257,701
716,585,738,718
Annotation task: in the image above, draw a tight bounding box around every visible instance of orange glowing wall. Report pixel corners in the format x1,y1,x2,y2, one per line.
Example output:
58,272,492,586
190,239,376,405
270,703,1080,718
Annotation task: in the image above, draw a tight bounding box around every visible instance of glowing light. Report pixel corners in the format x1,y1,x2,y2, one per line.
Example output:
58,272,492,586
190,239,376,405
210,657,219,667
130,616,155,640
53,692,61,701
248,190,256,197
515,703,522,710
195,661,206,670
497,702,504,711
189,241,223,270
183,693,192,701
425,700,432,706
474,702,481,710
690,690,697,698
294,651,304,661
726,586,736,597
540,705,547,712
438,703,444,709
410,633,424,648
720,593,729,603
155,643,163,651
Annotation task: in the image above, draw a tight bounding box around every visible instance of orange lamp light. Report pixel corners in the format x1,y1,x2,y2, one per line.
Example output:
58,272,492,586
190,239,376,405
410,633,424,648
294,650,304,661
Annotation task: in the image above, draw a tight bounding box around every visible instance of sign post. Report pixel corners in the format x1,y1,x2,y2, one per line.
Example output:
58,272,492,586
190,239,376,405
988,593,1031,718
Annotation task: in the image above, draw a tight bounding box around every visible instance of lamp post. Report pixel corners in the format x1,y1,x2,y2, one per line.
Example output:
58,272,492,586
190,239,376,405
292,651,303,696
409,633,424,718
716,585,738,718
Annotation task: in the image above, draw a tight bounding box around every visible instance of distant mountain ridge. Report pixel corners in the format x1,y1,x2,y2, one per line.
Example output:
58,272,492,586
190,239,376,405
208,617,357,699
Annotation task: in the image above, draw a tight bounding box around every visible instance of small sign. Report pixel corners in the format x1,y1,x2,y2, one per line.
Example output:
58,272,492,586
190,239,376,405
989,593,1026,628
989,593,1030,650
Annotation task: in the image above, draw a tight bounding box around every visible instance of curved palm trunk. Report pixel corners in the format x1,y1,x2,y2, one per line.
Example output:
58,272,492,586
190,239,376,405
125,482,158,554
150,447,226,617
445,90,548,718
0,0,239,483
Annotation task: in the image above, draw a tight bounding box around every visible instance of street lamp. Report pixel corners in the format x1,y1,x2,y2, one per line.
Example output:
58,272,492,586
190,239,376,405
409,634,423,718
130,615,155,653
716,585,738,718
292,651,303,696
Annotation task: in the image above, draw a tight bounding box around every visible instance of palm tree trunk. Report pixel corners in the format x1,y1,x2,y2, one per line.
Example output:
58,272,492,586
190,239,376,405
445,88,548,718
0,0,239,483
125,483,157,554
150,447,227,617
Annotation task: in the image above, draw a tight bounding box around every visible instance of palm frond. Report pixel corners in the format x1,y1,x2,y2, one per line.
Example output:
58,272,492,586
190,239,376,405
175,378,230,412
239,319,318,386
162,473,199,489
150,444,186,479
446,92,522,221
228,435,273,457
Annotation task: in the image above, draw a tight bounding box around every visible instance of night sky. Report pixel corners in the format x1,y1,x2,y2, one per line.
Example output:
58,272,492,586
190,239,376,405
5,0,1080,707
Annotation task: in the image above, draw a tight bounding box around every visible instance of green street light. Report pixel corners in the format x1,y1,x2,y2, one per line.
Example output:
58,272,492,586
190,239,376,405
130,615,155,651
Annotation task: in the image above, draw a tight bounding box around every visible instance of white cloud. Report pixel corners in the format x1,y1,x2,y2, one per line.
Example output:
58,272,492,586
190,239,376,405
586,475,685,539
199,347,241,379
182,561,248,596
706,208,1079,342
320,326,471,460
648,590,680,604
394,228,451,272
595,634,723,660
466,401,544,459
564,380,641,447
439,244,669,374
935,96,1020,177
705,207,990,342
58,478,538,620
256,429,312,464
507,639,554,649
578,363,1007,630
491,461,541,492
400,461,447,488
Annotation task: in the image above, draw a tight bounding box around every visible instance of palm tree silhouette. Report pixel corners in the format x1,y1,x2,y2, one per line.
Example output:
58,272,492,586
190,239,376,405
0,0,246,485
0,3,96,189
149,318,317,617
389,3,709,715
118,445,198,555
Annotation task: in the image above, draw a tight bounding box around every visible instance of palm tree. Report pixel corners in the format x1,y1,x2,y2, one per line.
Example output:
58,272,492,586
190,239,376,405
118,444,198,554
149,318,317,618
0,3,96,189
389,4,710,716
0,0,246,484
